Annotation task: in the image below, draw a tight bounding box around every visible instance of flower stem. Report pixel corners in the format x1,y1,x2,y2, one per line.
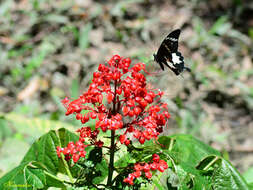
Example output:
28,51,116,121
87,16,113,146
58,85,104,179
107,79,118,186
61,153,74,183
44,170,65,183
203,156,220,171
169,138,174,151
107,129,116,186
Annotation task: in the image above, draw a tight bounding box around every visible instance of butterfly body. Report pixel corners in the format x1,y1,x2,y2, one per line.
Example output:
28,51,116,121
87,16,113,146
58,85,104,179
153,29,190,75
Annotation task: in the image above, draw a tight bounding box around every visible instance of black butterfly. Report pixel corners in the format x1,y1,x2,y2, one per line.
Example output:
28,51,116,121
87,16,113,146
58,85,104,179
153,29,190,75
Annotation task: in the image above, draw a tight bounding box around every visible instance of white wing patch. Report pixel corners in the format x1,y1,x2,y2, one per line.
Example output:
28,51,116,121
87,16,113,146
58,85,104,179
172,53,182,65
166,37,178,42
167,61,175,68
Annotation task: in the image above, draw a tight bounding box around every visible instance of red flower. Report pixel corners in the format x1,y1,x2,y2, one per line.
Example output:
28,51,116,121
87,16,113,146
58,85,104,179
143,163,150,172
133,106,142,116
124,154,168,185
133,170,142,178
122,106,130,116
139,136,145,144
152,154,160,163
95,140,104,147
134,163,143,171
145,171,152,179
107,92,114,104
119,134,127,144
124,139,130,146
79,151,86,158
72,154,80,163
157,160,168,172
150,162,158,170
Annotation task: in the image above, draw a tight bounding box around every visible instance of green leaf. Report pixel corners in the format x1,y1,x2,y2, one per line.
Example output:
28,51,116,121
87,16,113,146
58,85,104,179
114,152,135,168
70,79,80,99
114,144,136,168
152,175,166,190
209,16,230,35
44,172,67,189
158,135,250,189
25,165,46,188
160,134,220,165
179,161,212,189
158,136,172,149
243,167,253,184
0,162,46,189
44,14,68,23
0,128,78,189
249,27,253,40
110,0,144,16
79,23,92,51
248,183,253,189
212,159,250,190
58,127,79,148
92,160,108,184
0,116,12,141
21,128,76,173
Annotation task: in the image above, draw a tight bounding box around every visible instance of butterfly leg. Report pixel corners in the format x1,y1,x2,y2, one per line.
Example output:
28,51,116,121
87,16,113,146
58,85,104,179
184,66,191,72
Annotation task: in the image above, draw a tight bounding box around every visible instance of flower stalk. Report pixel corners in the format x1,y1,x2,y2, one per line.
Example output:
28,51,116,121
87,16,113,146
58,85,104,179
107,79,118,186
107,129,116,186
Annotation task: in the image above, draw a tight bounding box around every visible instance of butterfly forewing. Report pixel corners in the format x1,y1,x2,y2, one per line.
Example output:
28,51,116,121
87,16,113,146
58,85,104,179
162,29,180,53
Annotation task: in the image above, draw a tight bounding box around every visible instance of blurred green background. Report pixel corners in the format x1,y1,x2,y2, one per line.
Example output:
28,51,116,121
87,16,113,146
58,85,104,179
0,0,252,182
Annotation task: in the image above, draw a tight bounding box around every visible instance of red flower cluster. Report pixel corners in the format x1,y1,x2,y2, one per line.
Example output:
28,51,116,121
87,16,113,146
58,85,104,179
123,154,168,185
56,126,104,162
58,55,170,166
119,102,170,145
56,140,87,163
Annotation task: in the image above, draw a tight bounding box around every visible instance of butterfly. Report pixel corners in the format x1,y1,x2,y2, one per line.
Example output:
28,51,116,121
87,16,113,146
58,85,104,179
153,29,191,75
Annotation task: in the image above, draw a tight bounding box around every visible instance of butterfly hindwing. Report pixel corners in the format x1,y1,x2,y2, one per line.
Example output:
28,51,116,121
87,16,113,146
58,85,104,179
154,41,172,70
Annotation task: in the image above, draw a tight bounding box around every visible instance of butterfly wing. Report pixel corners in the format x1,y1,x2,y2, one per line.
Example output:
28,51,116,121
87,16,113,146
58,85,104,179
154,29,181,71
154,42,172,70
162,29,180,53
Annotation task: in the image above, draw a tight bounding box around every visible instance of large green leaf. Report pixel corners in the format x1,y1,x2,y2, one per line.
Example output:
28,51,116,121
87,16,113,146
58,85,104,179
0,162,46,189
212,158,250,190
92,160,108,184
0,113,76,177
157,135,249,190
0,128,78,189
159,134,220,165
21,130,60,173
243,167,253,184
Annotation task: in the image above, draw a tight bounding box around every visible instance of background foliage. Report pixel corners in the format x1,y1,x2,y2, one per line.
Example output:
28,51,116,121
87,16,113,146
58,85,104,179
0,0,252,185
